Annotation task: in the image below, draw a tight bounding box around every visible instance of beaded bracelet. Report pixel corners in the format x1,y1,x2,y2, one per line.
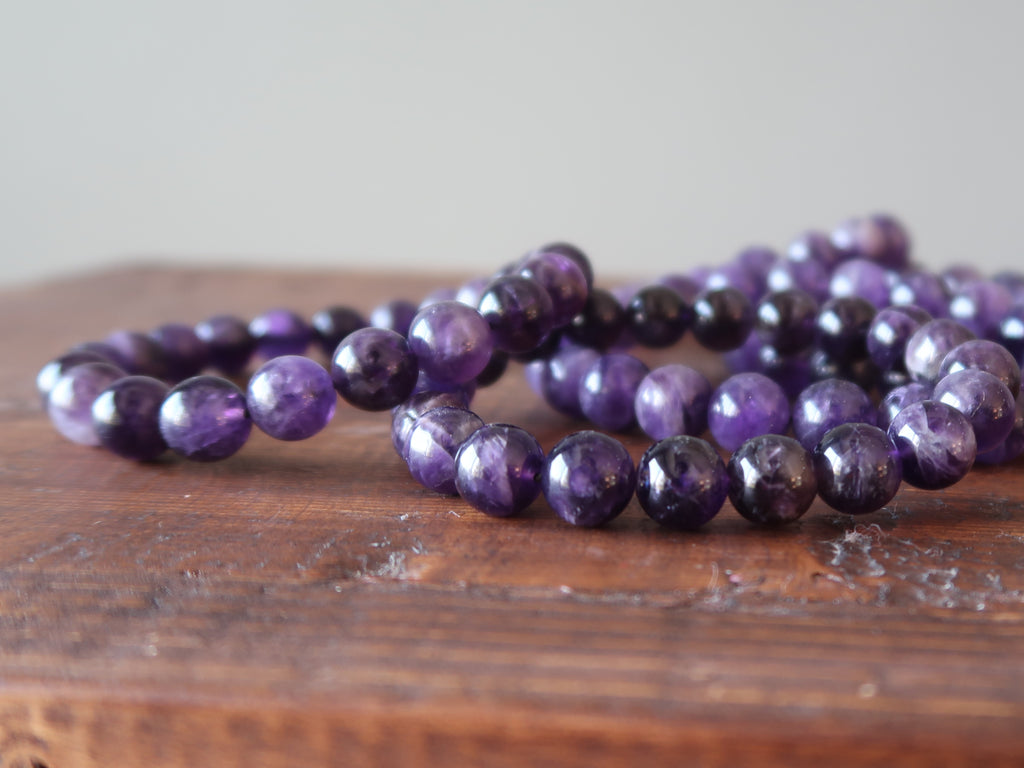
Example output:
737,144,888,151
37,214,1024,531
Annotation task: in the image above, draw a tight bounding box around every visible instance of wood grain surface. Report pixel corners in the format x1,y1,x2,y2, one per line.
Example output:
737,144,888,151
2,266,1023,767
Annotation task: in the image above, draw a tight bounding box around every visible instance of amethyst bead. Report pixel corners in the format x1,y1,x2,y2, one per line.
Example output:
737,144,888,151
767,258,830,303
454,424,545,517
866,305,931,373
997,305,1024,364
195,315,255,375
736,245,779,288
247,355,336,441
47,361,127,445
890,271,950,318
371,299,418,337
159,375,252,461
933,369,1016,452
408,301,494,385
787,230,843,271
792,378,876,451
755,289,819,355
475,350,509,387
90,375,170,460
636,436,728,530
830,214,910,270
656,274,702,304
405,407,484,495
691,287,754,352
330,327,419,411
541,431,636,527
758,345,813,400
708,373,790,452
104,330,168,378
578,353,649,432
567,288,627,350
476,275,555,354
518,251,589,327
311,305,367,355
150,323,209,381
904,319,976,385
941,265,984,295
634,364,712,440
536,241,594,289
948,280,1013,339
815,297,876,362
37,350,114,404
813,423,902,515
626,285,692,348
829,258,892,309
704,262,761,303
940,339,1021,398
975,392,1024,465
390,390,469,458
727,434,818,525
877,382,933,431
248,308,312,359
540,344,600,419
887,400,976,489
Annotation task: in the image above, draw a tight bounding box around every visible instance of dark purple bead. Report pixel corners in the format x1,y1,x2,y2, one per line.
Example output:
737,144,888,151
91,375,170,460
941,264,983,295
636,436,728,530
634,364,712,440
371,299,418,337
330,327,418,411
940,339,1021,398
755,289,819,355
509,329,562,363
813,423,902,514
518,251,589,327
904,319,976,385
68,341,124,367
787,230,843,271
541,431,636,527
536,242,594,289
104,330,168,378
767,257,831,303
454,424,545,517
887,400,976,489
890,271,950,318
758,346,813,400
877,382,933,431
405,407,484,495
975,392,1024,465
408,301,494,385
195,315,255,375
150,322,209,381
933,369,1016,453
691,287,754,352
736,245,779,288
578,353,649,432
656,274,702,304
311,305,368,356
704,262,761,303
866,305,931,373
47,361,127,445
997,304,1024,364
477,275,555,354
830,214,910,270
249,309,312,359
475,350,509,387
390,390,469,458
412,370,477,402
948,280,1013,339
829,258,892,308
247,355,336,441
567,288,626,350
792,378,876,451
159,376,252,461
708,373,790,452
816,297,876,362
808,349,880,392
37,350,114,404
727,434,818,525
626,285,692,348
540,345,601,419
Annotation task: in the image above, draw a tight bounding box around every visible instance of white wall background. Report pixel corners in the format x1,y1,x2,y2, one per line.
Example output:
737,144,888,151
2,0,1023,288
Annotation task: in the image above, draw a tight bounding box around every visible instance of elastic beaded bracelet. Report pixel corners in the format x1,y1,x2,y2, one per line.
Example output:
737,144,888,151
37,214,1024,532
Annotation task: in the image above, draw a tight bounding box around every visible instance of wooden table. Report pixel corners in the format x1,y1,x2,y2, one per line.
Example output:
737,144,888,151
2,266,1023,767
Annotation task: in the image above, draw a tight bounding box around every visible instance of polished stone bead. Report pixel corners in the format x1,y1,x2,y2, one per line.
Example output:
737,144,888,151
727,434,818,525
626,285,693,348
247,355,336,441
941,264,984,294
412,370,477,402
330,327,419,411
792,378,876,451
48,361,127,445
518,251,589,327
808,349,880,392
933,369,1016,452
538,344,600,419
475,350,509,387
159,375,252,461
455,424,545,517
37,350,114,404
68,341,124,367
757,345,813,400
949,280,1013,339
418,287,459,310
691,287,754,352
567,287,627,350
904,319,976,384
890,271,950,318
405,407,484,495
993,271,1024,302
813,423,902,514
755,289,819,355
708,372,790,451
477,275,555,354
509,329,562,363
370,299,418,337
541,431,636,527
195,315,255,375
104,330,168,378
787,230,843,270
767,257,830,302
816,296,876,362
578,353,649,432
636,436,728,530
536,241,594,289
866,305,931,373
736,245,779,288
390,390,469,458
455,276,490,308
248,308,312,359
887,400,976,489
940,339,1021,398
91,375,170,460
829,258,892,308
311,305,367,355
705,262,761,303
150,322,209,381
830,214,910,270
877,382,933,431
656,274,702,304
975,392,1024,465
634,364,712,440
996,305,1024,364
408,301,494,385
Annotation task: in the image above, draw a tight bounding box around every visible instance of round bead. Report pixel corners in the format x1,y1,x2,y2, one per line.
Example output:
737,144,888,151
877,382,933,431
578,353,649,432
150,323,208,381
691,287,754,352
792,378,876,451
247,355,336,441
941,265,984,295
475,350,509,387
194,315,255,375
890,271,950,318
104,330,168,378
419,287,458,310
159,376,252,461
996,305,1024,364
455,424,545,517
829,258,891,308
727,435,818,525
867,305,931,373
815,296,876,362
636,436,728,530
787,230,843,271
518,251,589,327
933,369,1016,453
767,258,830,303
248,308,312,359
390,390,469,458
813,423,902,515
626,285,692,348
311,305,367,356
758,345,813,400
634,364,712,440
830,214,910,270
536,242,594,289
405,407,484,495
330,327,419,411
904,319,976,385
566,288,626,350
948,280,1013,339
975,392,1024,465
47,361,127,446
37,350,114,404
407,301,494,385
455,276,489,309
412,370,477,402
539,344,600,419
657,274,702,304
940,339,1021,398
755,289,819,355
476,275,555,354
708,373,790,452
541,431,636,527
705,262,761,303
735,245,779,289
90,376,170,460
887,400,977,489
371,299,418,337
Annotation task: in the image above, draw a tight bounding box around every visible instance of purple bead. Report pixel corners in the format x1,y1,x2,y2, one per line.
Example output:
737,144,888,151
636,436,728,530
247,355,336,441
830,214,910,270
656,274,702,304
539,344,600,419
948,280,1013,339
371,299,418,337
705,261,761,303
518,251,589,327
195,315,255,375
418,287,459,310
997,304,1024,364
933,369,1016,452
723,331,763,375
150,322,208,381
727,434,818,525
330,327,418,411
311,305,367,355
758,346,813,400
408,301,494,385
37,350,114,404
567,288,627,350
626,285,692,348
975,392,1024,465
68,341,124,367
541,431,636,527
736,245,779,287
792,378,876,451
815,297,876,362
475,350,509,387
829,258,891,308
536,241,594,289
104,330,168,378
877,382,933,431
787,230,843,271
993,271,1024,303
940,339,1021,398
47,361,127,445
249,308,312,359
708,373,790,452
691,287,754,352
887,400,976,489
412,369,477,402
159,375,252,461
454,424,545,517
941,264,983,295
578,353,649,432
91,375,170,461
755,289,819,355
455,276,490,308
866,305,931,373
405,407,484,495
904,319,976,384
477,275,555,354
634,364,712,440
768,256,831,303
390,390,469,458
813,423,902,514
890,271,950,318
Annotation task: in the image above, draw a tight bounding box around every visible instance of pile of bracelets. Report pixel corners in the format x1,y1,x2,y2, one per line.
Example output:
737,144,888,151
37,213,1024,530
